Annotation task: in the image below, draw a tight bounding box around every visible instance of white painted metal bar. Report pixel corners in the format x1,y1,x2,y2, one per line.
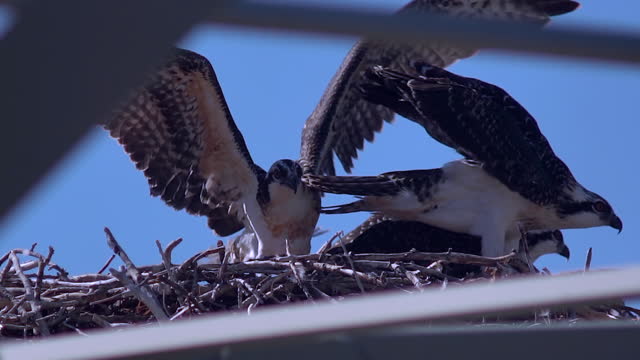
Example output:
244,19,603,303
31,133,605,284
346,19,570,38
1,267,639,360
211,2,640,65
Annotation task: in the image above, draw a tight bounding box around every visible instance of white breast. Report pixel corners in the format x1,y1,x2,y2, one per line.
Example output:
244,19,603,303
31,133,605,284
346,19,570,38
408,160,530,256
267,183,318,223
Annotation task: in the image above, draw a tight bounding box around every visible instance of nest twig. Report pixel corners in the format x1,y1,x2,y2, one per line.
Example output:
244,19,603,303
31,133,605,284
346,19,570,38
0,228,636,338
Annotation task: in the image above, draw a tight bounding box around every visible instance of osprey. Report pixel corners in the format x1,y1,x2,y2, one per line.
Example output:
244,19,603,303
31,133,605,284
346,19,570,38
325,215,570,263
306,64,622,257
323,215,569,277
105,0,579,258
105,49,320,259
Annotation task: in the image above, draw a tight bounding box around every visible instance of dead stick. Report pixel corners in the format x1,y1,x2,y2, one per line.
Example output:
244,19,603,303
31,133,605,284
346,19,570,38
317,231,343,256
155,240,183,307
89,289,131,306
48,263,69,280
289,262,313,301
179,247,224,273
0,255,14,284
157,276,205,312
155,241,176,282
0,284,18,315
9,251,50,336
97,254,116,275
34,247,54,301
404,269,423,289
217,251,231,281
104,227,141,282
4,297,27,316
338,233,365,293
44,278,120,288
404,263,459,281
110,267,168,322
585,247,593,272
170,306,191,321
231,278,265,306
164,238,183,262
309,262,383,287
0,251,11,269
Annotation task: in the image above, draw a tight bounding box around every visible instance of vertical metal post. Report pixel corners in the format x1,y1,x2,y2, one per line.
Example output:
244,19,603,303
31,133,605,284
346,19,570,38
0,1,221,220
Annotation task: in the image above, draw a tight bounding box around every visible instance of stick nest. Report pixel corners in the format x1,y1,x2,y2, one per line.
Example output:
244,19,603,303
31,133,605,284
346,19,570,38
0,228,637,338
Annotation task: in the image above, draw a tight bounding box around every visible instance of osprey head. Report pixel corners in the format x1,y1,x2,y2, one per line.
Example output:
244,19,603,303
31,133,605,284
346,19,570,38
266,159,303,194
557,188,622,233
526,230,570,262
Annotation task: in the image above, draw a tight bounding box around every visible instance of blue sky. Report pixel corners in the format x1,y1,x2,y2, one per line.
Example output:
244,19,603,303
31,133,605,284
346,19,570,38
1,1,639,277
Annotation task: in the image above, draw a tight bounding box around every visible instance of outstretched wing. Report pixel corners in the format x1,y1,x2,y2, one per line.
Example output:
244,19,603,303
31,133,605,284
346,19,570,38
300,0,579,175
104,48,264,236
360,64,576,205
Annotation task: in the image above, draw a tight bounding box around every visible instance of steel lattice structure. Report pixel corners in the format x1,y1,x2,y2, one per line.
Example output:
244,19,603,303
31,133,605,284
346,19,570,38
0,1,638,359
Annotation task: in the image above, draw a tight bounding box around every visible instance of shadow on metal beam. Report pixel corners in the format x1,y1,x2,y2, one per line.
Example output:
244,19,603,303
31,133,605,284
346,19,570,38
0,1,222,221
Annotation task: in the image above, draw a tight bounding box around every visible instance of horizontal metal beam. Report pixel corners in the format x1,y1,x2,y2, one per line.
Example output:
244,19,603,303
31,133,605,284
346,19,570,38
0,1,220,221
214,322,640,360
211,2,640,65
2,266,639,360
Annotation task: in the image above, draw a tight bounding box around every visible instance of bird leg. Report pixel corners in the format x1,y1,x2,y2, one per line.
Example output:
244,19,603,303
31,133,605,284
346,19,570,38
243,201,286,258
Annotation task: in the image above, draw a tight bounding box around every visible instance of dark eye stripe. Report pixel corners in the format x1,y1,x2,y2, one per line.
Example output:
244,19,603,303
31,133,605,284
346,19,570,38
594,201,609,213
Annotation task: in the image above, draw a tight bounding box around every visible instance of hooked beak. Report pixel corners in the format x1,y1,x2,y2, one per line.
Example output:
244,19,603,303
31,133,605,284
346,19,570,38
609,215,623,234
559,244,571,261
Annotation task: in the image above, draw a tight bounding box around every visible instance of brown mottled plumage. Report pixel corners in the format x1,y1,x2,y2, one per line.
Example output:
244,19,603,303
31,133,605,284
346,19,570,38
105,49,259,236
104,49,320,258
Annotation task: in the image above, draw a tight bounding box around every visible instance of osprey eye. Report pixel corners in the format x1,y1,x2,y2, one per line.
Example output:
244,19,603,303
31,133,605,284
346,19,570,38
593,201,609,213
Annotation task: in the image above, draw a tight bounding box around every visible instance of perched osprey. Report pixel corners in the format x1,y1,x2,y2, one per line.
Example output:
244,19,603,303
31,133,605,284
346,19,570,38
305,64,622,257
325,215,570,263
301,0,580,176
105,49,321,259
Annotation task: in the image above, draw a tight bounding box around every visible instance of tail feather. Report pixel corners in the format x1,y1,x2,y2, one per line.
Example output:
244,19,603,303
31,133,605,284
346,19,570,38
321,199,369,214
304,174,400,196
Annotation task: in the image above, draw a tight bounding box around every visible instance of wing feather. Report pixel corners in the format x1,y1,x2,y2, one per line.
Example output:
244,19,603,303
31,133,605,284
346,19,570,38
300,0,579,175
104,48,263,236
